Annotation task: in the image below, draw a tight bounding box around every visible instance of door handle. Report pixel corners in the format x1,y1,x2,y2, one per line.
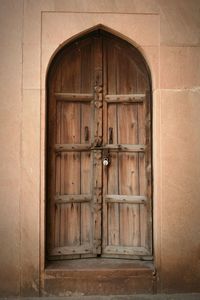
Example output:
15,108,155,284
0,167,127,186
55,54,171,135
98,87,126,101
84,126,89,142
109,127,113,144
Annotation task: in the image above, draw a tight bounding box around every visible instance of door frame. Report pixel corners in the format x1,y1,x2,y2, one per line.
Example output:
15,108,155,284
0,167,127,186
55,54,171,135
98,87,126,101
39,26,154,290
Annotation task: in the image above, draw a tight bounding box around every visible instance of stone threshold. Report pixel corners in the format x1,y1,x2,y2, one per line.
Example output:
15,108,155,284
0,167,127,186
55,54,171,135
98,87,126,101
43,259,156,296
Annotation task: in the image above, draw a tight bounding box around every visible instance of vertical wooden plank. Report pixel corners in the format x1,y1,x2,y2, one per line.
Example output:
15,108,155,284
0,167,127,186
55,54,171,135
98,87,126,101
80,39,93,94
103,38,121,250
138,99,147,248
64,202,81,246
81,103,91,145
59,95,81,249
107,104,117,144
106,40,118,95
80,104,92,246
61,39,81,249
54,101,61,247
61,45,81,93
118,151,139,249
118,152,140,247
119,153,139,195
137,71,152,251
107,105,120,247
92,150,102,253
63,152,80,195
92,35,103,254
102,37,108,250
115,41,142,251
107,202,120,246
55,101,61,194
93,36,103,147
47,63,62,253
118,104,138,144
79,40,93,253
117,47,137,95
119,203,140,247
145,90,152,251
116,44,141,250
80,152,92,245
118,139,140,248
60,102,80,144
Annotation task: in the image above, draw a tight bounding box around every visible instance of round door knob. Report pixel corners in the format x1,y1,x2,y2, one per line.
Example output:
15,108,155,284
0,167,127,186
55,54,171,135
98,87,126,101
103,158,109,166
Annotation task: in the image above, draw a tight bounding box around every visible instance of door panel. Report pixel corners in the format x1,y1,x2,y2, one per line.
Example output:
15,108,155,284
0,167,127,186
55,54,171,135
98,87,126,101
47,36,99,259
46,30,152,260
102,34,152,258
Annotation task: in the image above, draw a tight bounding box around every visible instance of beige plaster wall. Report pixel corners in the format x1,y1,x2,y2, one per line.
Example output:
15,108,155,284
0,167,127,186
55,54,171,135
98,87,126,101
0,0,200,296
0,0,23,296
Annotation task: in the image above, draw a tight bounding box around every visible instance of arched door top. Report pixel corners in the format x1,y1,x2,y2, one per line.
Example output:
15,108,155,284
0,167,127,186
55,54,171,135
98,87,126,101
47,29,151,88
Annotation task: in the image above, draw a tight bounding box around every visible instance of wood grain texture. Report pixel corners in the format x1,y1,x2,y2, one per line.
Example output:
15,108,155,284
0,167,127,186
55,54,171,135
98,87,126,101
55,93,93,101
105,94,145,103
102,32,152,257
47,30,152,260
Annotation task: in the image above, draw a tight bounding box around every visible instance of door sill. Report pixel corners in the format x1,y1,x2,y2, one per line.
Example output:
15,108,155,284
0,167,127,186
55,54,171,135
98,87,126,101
43,258,156,296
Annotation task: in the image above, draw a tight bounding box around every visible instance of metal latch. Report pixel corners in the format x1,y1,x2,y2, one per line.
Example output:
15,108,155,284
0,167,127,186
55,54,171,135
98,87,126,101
102,149,110,166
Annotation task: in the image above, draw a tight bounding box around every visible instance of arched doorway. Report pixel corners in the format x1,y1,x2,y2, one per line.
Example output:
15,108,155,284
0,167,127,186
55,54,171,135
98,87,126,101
46,29,152,261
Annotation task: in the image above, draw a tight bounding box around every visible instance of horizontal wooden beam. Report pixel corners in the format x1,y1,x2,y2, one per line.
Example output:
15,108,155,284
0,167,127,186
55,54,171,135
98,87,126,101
55,93,93,101
49,244,93,256
103,144,146,152
105,195,147,204
55,194,92,204
55,144,91,152
55,144,146,152
104,246,151,256
105,94,145,103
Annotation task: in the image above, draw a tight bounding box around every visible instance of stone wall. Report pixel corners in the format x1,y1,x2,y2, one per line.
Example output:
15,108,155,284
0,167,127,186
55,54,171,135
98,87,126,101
0,0,200,296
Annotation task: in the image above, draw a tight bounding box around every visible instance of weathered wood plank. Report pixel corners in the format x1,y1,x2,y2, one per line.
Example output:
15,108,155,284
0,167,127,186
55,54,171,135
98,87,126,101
119,152,139,195
118,103,138,144
139,153,147,247
55,144,91,152
103,40,120,248
60,102,81,144
105,94,145,103
104,245,150,256
60,94,81,248
101,253,154,260
55,143,146,152
91,35,103,254
47,63,62,252
93,36,103,148
55,100,61,247
80,152,92,248
55,194,92,204
79,40,94,257
55,92,93,101
118,101,140,246
50,244,93,256
92,150,102,254
103,144,146,152
105,195,147,204
145,90,153,253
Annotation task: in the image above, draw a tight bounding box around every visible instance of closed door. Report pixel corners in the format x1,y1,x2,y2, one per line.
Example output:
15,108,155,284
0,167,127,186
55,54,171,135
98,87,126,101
46,30,152,260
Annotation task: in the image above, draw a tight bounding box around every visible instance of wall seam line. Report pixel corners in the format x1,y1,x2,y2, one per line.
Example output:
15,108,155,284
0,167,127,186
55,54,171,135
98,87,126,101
19,0,25,296
39,8,43,296
158,11,163,291
41,11,160,15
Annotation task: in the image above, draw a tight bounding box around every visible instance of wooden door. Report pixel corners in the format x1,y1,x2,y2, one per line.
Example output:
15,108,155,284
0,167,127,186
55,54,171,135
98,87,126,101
46,30,152,260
